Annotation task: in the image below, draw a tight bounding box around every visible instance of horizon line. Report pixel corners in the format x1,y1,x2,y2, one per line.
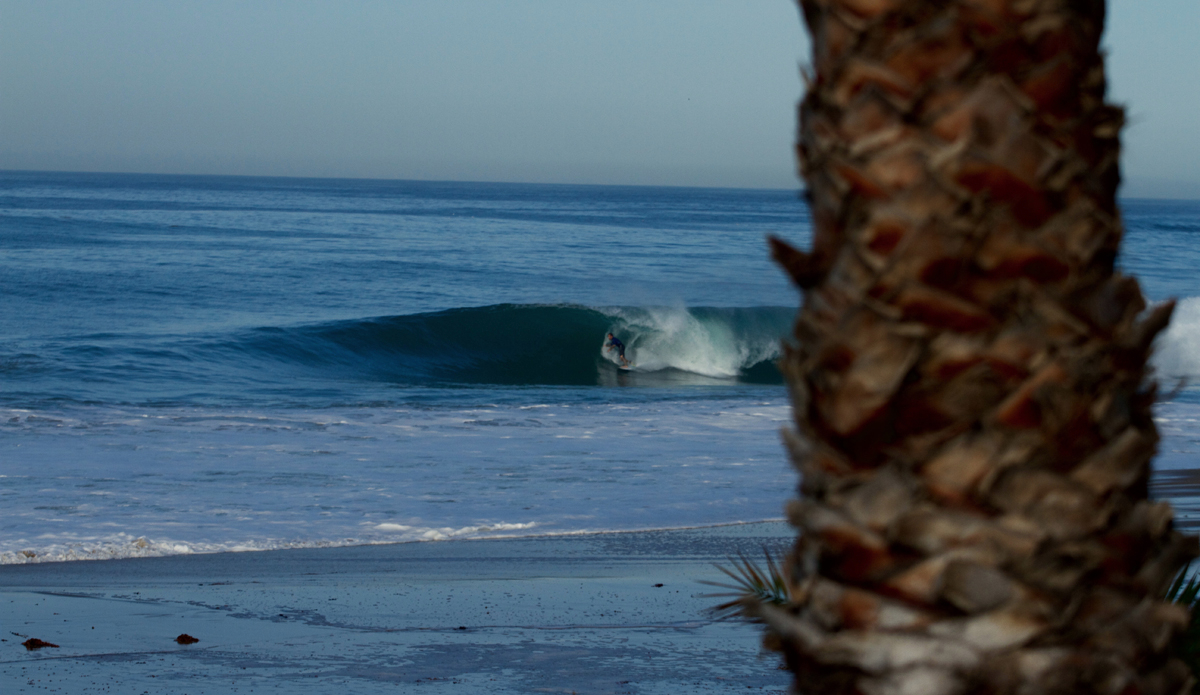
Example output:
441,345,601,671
2,168,1196,201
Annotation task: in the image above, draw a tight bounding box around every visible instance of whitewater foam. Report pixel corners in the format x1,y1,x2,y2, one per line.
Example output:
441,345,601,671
1154,296,1200,379
372,521,539,540
1,397,794,564
0,522,543,565
602,305,786,378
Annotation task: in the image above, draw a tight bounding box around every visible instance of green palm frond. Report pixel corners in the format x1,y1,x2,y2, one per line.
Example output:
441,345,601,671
1167,560,1200,693
701,548,794,621
1167,563,1200,606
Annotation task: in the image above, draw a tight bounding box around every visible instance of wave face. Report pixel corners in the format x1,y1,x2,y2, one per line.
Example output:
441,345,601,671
249,304,794,387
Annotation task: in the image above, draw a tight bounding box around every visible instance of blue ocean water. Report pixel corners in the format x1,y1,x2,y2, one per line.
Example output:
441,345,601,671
2,170,1199,562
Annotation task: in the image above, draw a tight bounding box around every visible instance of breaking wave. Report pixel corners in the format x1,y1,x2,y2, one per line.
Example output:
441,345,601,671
275,304,793,385
195,304,791,387
2,304,794,398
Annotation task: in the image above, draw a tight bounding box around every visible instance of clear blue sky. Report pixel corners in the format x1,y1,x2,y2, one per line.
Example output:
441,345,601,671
0,0,1195,195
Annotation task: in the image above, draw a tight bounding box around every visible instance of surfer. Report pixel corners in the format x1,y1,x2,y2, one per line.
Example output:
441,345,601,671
605,333,631,368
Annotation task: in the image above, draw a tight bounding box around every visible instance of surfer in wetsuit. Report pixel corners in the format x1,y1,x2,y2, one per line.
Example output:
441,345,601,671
605,333,631,367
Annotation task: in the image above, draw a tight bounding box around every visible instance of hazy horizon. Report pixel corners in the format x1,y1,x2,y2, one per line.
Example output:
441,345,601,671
2,0,1197,197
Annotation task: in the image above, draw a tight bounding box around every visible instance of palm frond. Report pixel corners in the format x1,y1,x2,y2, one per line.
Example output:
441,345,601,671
1166,559,1200,694
701,548,794,621
1168,563,1200,606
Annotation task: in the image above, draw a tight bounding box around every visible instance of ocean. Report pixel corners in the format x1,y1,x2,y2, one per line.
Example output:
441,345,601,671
2,170,1199,563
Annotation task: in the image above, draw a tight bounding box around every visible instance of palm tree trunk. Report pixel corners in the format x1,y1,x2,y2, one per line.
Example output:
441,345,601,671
764,1,1199,693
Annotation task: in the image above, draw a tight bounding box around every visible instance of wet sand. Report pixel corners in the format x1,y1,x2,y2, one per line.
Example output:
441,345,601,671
1,522,793,694
8,472,1197,695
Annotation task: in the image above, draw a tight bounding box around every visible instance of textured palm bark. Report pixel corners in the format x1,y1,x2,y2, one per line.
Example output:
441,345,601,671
765,1,1199,694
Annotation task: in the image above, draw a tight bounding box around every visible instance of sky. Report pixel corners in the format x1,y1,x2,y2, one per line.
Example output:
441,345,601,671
0,0,1196,195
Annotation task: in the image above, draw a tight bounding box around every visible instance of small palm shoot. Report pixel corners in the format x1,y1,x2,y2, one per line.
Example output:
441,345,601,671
702,549,794,621
1167,562,1200,690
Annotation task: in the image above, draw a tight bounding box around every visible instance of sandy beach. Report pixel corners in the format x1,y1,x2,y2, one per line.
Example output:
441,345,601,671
1,522,793,694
